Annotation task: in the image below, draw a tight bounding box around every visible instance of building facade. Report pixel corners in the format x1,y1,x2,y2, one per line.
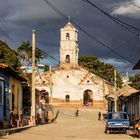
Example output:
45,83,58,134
0,64,26,128
35,21,115,109
117,85,140,121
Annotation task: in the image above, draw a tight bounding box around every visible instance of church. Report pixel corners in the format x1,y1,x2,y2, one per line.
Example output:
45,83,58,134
35,21,115,109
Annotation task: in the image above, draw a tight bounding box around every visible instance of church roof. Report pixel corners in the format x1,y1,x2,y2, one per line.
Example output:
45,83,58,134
63,21,75,29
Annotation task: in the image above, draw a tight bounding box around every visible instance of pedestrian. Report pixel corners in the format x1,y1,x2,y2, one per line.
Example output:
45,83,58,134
75,108,79,117
98,112,101,120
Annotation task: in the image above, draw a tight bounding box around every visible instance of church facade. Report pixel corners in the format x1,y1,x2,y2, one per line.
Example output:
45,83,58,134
35,21,115,109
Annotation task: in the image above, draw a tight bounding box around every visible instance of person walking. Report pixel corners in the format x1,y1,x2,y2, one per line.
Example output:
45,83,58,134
98,112,101,120
75,108,79,117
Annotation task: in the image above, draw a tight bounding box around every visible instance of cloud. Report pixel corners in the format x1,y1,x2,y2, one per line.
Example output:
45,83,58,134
101,58,129,67
0,0,140,75
111,0,140,18
6,0,59,22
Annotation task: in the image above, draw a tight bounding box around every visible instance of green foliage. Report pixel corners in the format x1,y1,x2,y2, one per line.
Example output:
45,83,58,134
129,73,140,90
78,55,122,87
17,41,31,65
44,64,49,72
17,41,46,65
0,40,21,73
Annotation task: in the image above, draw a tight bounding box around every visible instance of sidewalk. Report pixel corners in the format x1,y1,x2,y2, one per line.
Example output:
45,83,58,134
0,125,33,136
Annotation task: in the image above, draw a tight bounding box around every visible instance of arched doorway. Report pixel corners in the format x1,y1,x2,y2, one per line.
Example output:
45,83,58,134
83,89,93,106
65,95,70,102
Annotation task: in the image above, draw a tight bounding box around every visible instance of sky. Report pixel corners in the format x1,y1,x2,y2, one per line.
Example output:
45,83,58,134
0,0,140,76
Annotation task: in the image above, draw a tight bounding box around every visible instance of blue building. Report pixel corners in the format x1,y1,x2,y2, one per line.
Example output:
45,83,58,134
0,64,26,128
0,64,9,129
21,64,45,73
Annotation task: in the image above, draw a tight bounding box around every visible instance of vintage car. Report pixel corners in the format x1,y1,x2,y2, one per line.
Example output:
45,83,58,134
105,112,130,134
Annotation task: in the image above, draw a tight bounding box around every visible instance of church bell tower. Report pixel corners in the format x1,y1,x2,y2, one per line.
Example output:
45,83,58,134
59,21,79,68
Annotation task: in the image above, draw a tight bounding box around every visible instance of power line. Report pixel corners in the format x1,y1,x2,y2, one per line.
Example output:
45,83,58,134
100,36,137,58
38,48,59,64
43,0,136,64
127,0,140,9
81,0,140,36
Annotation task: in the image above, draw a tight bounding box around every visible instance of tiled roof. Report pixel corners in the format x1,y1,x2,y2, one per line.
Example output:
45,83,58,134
0,63,27,81
117,85,139,97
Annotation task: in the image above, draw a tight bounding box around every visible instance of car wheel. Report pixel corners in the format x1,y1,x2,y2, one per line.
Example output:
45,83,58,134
107,130,110,134
105,129,110,134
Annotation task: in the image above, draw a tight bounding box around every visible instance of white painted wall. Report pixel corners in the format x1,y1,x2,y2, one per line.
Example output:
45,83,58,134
35,68,115,102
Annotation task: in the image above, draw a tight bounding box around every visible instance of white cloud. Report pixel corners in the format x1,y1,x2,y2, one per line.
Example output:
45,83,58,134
111,0,140,18
6,0,58,21
101,58,129,67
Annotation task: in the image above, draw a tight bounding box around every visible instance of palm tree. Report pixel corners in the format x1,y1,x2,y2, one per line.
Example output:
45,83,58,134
17,40,46,66
17,41,31,66
35,48,46,64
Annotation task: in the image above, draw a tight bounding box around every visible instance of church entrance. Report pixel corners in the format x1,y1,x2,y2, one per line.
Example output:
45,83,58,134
83,89,93,106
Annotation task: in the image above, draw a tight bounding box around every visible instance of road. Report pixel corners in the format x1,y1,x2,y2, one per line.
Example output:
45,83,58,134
0,107,134,140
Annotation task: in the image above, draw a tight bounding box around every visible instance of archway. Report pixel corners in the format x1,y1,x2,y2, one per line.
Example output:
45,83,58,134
65,55,70,63
83,89,93,106
65,95,70,102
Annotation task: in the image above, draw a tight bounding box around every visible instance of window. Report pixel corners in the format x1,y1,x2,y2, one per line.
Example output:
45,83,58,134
66,55,70,63
108,113,128,120
0,80,4,104
66,33,70,40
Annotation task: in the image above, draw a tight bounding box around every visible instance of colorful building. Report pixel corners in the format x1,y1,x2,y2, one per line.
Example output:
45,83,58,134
0,64,27,128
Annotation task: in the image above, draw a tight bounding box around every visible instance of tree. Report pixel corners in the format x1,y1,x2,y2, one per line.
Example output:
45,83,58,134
129,73,140,90
35,48,46,64
0,40,21,73
17,41,31,66
17,41,46,65
78,55,122,87
44,64,49,72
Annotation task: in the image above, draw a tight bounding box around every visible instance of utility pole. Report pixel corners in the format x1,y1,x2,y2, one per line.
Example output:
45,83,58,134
114,69,117,112
126,72,129,85
31,29,36,125
49,65,53,104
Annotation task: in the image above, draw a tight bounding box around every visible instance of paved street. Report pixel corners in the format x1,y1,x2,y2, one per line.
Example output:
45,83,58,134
0,107,134,140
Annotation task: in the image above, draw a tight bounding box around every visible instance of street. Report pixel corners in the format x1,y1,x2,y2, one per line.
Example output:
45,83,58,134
0,107,134,140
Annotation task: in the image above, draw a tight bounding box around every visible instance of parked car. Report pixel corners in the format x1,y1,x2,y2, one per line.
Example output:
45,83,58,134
105,112,130,134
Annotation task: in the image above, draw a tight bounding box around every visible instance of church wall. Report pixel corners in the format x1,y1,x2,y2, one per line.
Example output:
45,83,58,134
51,69,114,102
35,68,115,109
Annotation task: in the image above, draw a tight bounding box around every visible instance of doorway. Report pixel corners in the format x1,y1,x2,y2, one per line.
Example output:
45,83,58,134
83,89,93,106
65,95,70,102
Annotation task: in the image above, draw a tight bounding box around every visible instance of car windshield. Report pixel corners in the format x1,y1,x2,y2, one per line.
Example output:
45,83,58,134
108,113,128,120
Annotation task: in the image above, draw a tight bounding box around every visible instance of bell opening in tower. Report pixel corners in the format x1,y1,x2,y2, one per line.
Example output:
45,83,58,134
66,33,70,40
66,55,70,63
